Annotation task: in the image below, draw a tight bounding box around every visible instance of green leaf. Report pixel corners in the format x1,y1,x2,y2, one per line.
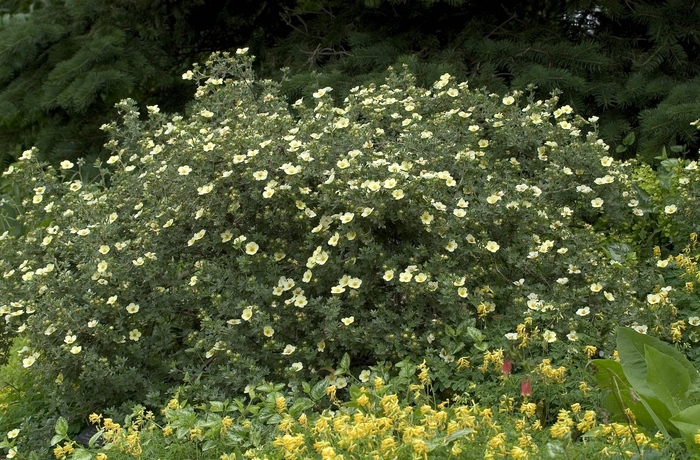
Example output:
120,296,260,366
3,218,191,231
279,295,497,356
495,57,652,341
310,379,328,401
50,435,65,447
202,439,217,451
339,353,351,372
617,327,698,400
55,417,68,437
288,398,315,416
645,345,691,415
209,401,225,412
88,429,104,448
70,448,93,460
592,359,657,430
51,417,69,445
545,442,565,457
256,384,276,393
467,326,485,342
444,428,474,443
670,405,700,448
623,131,636,146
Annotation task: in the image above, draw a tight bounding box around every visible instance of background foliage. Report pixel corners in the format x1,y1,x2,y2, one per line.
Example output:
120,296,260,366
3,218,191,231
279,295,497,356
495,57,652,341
0,0,698,167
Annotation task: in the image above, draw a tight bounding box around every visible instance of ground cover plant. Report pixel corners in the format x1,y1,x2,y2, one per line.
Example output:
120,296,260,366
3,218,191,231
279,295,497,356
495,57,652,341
0,49,700,458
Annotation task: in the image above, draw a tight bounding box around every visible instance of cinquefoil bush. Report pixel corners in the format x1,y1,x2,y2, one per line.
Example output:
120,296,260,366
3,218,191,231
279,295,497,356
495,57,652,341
0,50,649,419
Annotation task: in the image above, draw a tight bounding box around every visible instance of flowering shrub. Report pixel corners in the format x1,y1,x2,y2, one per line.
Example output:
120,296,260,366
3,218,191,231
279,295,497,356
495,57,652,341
0,50,661,423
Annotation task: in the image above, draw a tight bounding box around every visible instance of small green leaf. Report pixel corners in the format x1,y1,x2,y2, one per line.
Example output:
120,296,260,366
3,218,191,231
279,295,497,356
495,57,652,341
209,401,225,412
310,379,328,401
288,398,315,416
202,439,217,451
339,353,351,372
50,434,65,446
467,326,485,342
88,429,104,448
444,428,474,443
623,131,635,146
545,442,565,457
256,384,275,393
71,448,93,460
55,417,68,437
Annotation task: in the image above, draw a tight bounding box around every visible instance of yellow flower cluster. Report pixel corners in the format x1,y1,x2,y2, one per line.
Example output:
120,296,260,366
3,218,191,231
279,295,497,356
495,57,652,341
535,359,567,384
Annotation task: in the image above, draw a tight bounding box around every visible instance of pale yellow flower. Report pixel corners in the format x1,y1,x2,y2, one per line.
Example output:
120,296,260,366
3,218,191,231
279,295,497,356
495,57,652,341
341,316,354,326
282,344,296,355
485,241,500,253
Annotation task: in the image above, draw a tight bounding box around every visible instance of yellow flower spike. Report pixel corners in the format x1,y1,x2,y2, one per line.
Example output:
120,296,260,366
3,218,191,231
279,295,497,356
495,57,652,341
275,396,287,413
326,385,337,401
298,413,308,426
380,436,396,453
96,453,108,460
456,356,470,370
373,376,384,390
518,433,533,449
357,394,370,407
411,438,429,455
583,345,597,359
89,413,103,424
53,445,64,460
278,415,295,433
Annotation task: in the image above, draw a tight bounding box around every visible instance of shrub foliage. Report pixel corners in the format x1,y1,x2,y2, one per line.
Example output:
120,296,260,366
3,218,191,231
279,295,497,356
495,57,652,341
0,51,674,422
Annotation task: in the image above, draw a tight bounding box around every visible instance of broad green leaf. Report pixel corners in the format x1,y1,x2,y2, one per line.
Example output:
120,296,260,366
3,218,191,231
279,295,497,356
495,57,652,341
623,131,636,146
592,359,657,430
637,394,676,438
617,327,699,400
670,405,700,448
645,345,691,415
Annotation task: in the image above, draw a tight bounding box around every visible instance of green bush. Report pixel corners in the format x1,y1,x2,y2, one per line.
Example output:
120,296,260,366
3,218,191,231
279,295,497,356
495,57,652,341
0,50,662,428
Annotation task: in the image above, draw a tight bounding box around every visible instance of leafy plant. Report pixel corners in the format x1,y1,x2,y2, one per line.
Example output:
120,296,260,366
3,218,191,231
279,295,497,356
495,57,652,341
593,326,700,450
